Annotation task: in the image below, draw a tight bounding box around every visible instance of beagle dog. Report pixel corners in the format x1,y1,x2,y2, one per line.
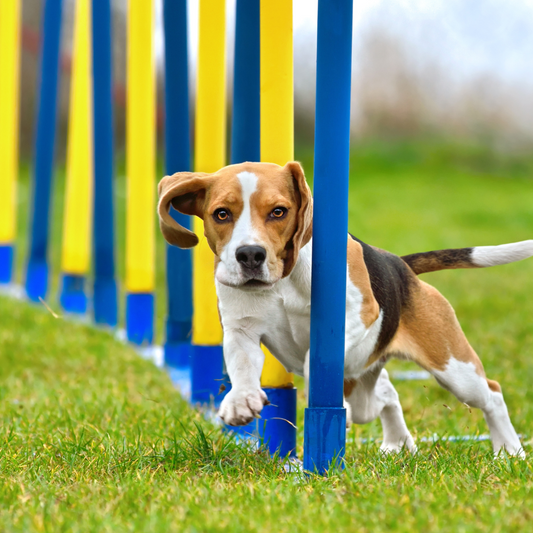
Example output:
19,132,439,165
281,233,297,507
158,161,533,456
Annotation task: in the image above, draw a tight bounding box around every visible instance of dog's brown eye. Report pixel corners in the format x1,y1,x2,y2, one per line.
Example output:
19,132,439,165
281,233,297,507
271,207,287,219
214,209,231,222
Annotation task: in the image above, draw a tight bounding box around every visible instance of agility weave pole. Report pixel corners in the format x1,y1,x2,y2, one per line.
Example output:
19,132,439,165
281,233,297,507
304,0,354,473
0,0,21,286
92,0,118,328
232,0,260,166
190,0,226,406
259,0,298,458
224,0,261,439
25,0,64,302
59,0,93,315
162,0,194,394
125,0,156,345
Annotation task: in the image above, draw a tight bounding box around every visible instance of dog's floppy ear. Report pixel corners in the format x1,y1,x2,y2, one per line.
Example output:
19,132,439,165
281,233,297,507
158,172,211,248
282,161,313,276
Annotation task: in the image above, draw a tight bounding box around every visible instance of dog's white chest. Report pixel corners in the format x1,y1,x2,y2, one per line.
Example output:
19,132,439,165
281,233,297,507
260,278,312,374
217,244,382,378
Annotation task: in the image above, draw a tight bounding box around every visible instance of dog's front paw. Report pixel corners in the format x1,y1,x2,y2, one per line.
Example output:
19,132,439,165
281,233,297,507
218,388,269,426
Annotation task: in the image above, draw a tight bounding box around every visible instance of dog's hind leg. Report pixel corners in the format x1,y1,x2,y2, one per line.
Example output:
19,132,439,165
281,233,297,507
345,365,417,453
430,356,524,458
395,280,524,458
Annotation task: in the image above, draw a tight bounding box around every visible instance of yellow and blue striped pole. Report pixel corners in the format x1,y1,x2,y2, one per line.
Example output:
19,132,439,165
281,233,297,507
0,0,21,284
225,0,260,437
59,0,93,313
259,0,297,457
125,0,156,344
190,0,226,404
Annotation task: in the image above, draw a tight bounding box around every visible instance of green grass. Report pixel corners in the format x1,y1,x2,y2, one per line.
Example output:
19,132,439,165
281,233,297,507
2,139,533,531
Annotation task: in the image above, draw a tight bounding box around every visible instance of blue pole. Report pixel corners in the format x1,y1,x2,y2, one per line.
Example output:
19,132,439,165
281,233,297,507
304,0,353,474
162,0,193,389
226,0,261,436
231,0,260,165
25,0,63,302
92,0,118,327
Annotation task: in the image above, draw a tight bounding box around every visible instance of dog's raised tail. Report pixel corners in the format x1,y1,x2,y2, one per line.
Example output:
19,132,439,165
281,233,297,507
401,240,533,275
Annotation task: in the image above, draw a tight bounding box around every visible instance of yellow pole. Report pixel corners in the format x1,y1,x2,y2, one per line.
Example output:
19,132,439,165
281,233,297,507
193,0,225,346
260,0,294,389
126,0,155,294
125,0,156,343
60,0,93,279
189,0,226,404
0,0,21,283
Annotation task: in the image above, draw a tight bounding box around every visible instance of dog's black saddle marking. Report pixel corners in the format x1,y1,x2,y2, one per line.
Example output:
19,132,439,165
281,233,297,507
349,234,414,354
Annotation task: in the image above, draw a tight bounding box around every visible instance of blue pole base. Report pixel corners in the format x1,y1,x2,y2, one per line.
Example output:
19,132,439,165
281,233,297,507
303,406,346,474
259,387,297,458
59,274,88,314
93,277,118,327
165,342,192,397
167,364,192,400
164,340,191,367
190,344,225,406
0,245,14,284
126,292,154,345
25,260,49,302
165,327,193,399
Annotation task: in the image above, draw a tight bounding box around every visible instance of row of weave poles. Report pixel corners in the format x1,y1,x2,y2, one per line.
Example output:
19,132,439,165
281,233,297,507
0,0,353,473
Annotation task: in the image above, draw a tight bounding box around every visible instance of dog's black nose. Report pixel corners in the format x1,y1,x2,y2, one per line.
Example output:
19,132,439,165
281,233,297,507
236,246,266,271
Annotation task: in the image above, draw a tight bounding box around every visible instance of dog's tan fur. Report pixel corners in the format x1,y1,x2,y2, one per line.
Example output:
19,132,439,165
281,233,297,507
347,238,380,328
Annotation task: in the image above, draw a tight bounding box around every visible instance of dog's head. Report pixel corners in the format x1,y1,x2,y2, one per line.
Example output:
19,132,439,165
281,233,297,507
158,161,312,290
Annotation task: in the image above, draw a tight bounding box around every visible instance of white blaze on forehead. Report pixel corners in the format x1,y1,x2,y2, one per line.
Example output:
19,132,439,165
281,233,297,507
215,170,279,286
237,171,258,201
230,171,259,246
219,171,260,271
